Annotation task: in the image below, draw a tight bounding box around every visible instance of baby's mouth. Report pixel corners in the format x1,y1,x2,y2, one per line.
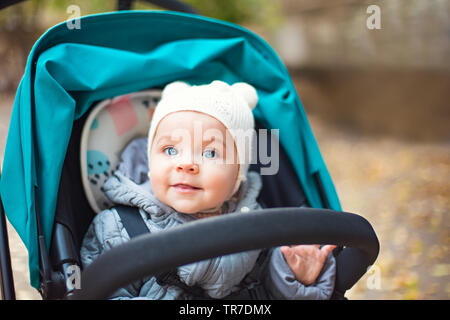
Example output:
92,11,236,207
171,183,202,192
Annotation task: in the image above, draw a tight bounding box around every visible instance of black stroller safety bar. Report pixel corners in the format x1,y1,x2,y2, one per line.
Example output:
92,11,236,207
117,0,198,14
1,0,198,13
0,190,16,300
0,0,26,10
71,208,379,300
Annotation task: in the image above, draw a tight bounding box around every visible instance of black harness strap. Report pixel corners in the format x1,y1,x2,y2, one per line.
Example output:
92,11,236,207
155,269,211,300
115,205,150,239
225,248,271,300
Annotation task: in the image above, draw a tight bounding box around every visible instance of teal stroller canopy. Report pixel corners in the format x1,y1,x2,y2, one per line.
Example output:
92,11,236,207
0,11,340,289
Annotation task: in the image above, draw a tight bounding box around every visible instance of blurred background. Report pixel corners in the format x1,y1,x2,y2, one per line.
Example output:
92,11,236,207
0,0,448,300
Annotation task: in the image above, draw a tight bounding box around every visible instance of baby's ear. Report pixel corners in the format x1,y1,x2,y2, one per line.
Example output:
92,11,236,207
231,82,258,110
162,81,191,98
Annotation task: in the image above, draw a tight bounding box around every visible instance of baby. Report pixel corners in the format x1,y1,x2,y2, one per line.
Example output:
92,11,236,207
81,80,336,299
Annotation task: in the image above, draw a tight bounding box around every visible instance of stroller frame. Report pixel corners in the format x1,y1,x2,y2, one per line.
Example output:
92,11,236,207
0,193,15,300
0,0,379,300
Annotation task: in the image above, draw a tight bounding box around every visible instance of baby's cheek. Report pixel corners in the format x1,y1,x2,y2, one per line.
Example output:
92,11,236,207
149,169,167,195
210,170,236,195
149,154,167,179
210,175,230,190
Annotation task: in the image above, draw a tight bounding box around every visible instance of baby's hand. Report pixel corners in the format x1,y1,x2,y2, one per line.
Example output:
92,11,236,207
281,244,337,286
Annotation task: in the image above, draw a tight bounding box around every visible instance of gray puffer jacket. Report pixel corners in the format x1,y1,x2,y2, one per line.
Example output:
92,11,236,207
81,170,263,299
80,138,336,300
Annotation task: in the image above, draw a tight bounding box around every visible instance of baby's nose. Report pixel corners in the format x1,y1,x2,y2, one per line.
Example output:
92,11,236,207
176,163,199,174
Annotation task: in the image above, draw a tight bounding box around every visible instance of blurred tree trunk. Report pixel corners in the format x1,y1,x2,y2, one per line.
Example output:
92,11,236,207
0,1,46,93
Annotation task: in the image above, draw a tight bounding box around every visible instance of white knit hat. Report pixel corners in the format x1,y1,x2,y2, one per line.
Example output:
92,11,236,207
147,80,258,197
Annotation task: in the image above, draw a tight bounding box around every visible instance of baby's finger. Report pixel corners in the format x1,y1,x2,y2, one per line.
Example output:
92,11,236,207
281,246,299,266
280,246,292,258
320,245,337,257
291,244,319,257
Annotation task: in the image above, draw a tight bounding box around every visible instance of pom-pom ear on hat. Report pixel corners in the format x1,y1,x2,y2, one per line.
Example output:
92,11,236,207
161,81,191,98
210,80,230,91
231,82,258,110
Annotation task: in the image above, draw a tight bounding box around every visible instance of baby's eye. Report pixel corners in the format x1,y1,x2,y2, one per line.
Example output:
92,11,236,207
203,149,217,159
163,146,178,156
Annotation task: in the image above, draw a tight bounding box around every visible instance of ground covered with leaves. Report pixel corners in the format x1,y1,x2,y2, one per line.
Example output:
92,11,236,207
309,114,449,299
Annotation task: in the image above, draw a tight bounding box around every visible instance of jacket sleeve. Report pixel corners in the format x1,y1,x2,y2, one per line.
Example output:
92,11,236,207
264,247,336,300
178,249,261,299
80,209,144,299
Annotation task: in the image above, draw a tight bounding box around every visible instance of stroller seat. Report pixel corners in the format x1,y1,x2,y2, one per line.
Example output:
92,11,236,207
80,89,161,213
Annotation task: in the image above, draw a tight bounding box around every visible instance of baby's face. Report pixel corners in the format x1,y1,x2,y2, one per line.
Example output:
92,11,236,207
149,111,239,214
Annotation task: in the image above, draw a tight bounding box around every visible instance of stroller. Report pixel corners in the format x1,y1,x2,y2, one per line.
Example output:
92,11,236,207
0,1,379,300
